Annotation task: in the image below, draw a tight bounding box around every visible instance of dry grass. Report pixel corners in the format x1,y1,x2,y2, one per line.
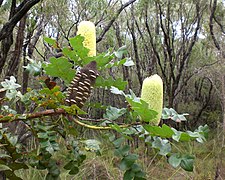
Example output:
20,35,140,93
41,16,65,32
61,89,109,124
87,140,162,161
15,131,225,180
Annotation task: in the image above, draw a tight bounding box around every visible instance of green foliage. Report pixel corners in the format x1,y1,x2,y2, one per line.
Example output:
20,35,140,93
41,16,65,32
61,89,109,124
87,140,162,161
43,57,76,85
110,136,146,180
169,154,194,172
0,129,28,180
0,35,209,179
162,108,188,122
0,76,22,100
23,57,42,76
103,106,126,121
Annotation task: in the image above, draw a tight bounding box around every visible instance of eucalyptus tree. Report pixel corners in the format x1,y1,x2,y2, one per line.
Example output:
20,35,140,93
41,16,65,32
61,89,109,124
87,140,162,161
123,0,207,109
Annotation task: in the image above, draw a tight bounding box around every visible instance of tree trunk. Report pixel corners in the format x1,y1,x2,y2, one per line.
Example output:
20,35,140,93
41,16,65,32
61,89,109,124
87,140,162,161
6,15,27,77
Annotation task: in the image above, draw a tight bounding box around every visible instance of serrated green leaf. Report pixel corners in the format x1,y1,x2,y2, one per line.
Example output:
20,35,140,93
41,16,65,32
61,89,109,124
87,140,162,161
126,97,158,122
143,124,174,138
69,35,89,59
43,57,75,85
62,47,79,64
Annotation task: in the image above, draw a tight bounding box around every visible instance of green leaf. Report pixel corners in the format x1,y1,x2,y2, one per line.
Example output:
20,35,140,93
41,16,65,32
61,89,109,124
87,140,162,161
83,139,101,152
114,145,130,157
105,58,126,69
119,154,138,171
44,37,57,48
60,104,87,115
134,171,146,179
0,164,11,171
124,169,135,180
62,47,79,64
23,57,42,76
64,161,79,175
110,86,125,95
168,153,181,168
95,76,128,90
69,166,79,175
143,124,174,138
37,132,49,139
5,170,22,180
171,128,191,142
1,76,21,100
123,58,135,66
0,154,11,159
69,35,89,59
126,97,158,122
43,57,75,85
114,45,127,59
82,50,114,69
180,155,194,172
152,137,171,156
9,162,28,170
113,137,125,148
103,106,126,120
131,163,142,172
162,108,188,122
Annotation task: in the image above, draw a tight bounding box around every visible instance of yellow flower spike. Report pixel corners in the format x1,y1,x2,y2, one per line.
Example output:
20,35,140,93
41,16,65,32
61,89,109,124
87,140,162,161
141,74,163,125
77,21,96,57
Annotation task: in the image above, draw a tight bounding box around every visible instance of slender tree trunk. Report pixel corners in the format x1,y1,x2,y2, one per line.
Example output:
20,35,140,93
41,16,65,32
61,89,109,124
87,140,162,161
128,5,143,93
6,15,27,77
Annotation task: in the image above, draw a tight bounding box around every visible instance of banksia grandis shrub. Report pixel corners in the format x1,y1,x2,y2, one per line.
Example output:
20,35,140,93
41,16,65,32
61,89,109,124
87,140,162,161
140,74,163,125
77,21,96,57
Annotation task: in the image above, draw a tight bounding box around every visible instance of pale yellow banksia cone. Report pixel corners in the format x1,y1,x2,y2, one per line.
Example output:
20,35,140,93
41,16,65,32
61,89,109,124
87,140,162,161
77,21,96,57
141,74,163,125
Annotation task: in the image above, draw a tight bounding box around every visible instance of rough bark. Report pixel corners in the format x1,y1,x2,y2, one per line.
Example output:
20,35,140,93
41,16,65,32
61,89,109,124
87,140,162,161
6,15,27,77
0,0,40,41
0,0,40,75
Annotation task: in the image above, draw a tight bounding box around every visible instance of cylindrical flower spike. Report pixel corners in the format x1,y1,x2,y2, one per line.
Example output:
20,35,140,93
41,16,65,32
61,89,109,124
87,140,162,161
141,74,163,125
77,21,96,57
